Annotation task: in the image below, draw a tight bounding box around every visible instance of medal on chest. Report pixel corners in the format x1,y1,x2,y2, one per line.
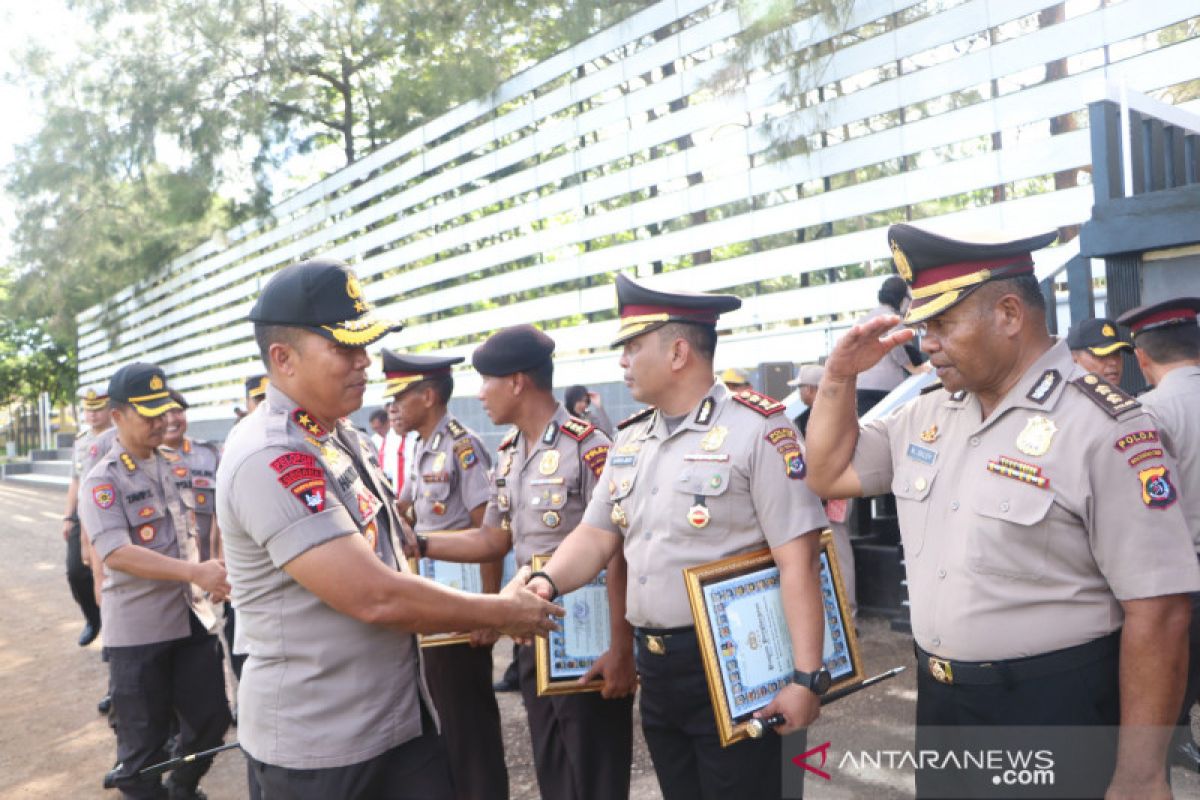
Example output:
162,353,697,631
611,502,628,528
431,451,447,472
539,450,560,476
688,502,711,529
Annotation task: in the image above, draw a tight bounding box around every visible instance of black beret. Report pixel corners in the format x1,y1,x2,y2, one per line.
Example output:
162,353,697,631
612,273,741,346
1066,318,1131,355
471,325,555,377
381,350,464,397
888,224,1057,324
1116,297,1200,338
108,363,180,418
248,258,402,346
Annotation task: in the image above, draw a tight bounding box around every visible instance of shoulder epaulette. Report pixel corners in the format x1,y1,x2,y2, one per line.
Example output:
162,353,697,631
617,406,655,430
559,416,596,442
498,428,519,451
1070,373,1140,417
920,380,944,396
447,419,468,440
732,389,784,417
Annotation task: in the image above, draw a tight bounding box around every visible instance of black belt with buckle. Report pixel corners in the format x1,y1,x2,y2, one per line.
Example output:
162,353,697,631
634,626,695,656
915,631,1120,686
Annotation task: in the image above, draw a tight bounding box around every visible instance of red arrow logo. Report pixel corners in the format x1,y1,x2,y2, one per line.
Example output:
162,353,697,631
792,741,832,780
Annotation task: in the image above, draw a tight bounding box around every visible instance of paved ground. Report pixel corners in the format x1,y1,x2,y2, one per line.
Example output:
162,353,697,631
1,480,1196,799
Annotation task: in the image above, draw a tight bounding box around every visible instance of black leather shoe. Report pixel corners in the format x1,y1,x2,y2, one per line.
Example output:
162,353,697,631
78,621,100,647
166,779,208,800
97,695,112,715
492,676,519,692
1170,739,1200,772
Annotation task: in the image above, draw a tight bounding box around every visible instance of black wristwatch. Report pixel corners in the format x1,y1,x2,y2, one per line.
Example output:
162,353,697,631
792,668,832,696
415,534,428,558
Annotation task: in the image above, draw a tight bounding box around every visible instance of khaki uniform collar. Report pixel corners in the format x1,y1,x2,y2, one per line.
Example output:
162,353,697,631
647,380,727,440
960,339,1073,430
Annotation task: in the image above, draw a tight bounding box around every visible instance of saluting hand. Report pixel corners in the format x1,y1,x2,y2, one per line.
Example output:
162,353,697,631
824,314,916,382
755,683,820,737
192,559,231,604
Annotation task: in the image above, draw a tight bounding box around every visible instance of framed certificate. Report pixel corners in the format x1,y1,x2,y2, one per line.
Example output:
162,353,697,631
531,553,611,696
409,529,484,648
683,530,863,746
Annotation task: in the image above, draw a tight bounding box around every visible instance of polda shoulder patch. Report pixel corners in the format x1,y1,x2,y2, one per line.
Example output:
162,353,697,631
617,406,655,430
1070,374,1140,418
732,389,784,417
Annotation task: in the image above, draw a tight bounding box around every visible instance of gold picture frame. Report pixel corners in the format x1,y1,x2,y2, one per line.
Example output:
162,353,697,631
531,553,610,696
683,530,863,746
408,529,484,648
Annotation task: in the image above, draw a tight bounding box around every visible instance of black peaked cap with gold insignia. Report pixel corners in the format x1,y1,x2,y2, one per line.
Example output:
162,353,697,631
612,273,741,347
888,224,1057,325
79,386,109,411
108,363,181,418
381,350,464,398
1116,297,1200,338
245,374,269,400
248,258,402,347
471,325,555,377
1066,318,1132,356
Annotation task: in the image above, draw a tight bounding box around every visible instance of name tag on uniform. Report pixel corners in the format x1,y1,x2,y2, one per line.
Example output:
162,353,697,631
684,453,730,462
610,455,637,467
530,477,565,486
906,443,938,466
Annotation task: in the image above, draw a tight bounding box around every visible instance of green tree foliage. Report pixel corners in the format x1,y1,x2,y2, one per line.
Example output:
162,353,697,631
2,0,651,396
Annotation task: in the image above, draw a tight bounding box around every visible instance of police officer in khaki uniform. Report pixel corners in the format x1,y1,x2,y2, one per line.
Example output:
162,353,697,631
806,224,1200,798
521,277,830,800
1067,317,1133,385
216,259,562,800
64,386,114,646
79,363,231,800
421,325,636,800
161,391,222,561
1116,298,1200,769
384,349,509,800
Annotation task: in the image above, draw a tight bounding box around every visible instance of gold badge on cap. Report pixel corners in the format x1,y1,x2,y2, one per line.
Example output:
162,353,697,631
539,450,560,476
700,426,727,452
542,511,560,528
1102,324,1115,337
611,502,628,528
920,425,939,443
1016,415,1058,457
688,504,711,529
890,240,913,282
149,374,164,391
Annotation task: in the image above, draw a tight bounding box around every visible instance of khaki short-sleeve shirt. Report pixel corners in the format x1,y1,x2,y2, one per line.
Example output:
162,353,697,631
74,426,117,484
162,438,221,560
217,384,432,770
851,340,1200,661
482,405,611,567
582,382,829,628
1139,366,1200,548
407,414,493,532
79,439,211,647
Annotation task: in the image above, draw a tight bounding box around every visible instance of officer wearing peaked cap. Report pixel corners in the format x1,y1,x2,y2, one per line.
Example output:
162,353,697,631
244,375,268,413
806,225,1200,797
420,323,636,800
383,348,510,800
521,275,829,800
80,364,231,800
1117,298,1200,770
1067,317,1132,385
217,259,562,799
64,386,113,647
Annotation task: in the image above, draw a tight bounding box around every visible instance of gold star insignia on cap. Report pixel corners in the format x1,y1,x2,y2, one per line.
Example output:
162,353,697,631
346,273,363,300
149,375,164,391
